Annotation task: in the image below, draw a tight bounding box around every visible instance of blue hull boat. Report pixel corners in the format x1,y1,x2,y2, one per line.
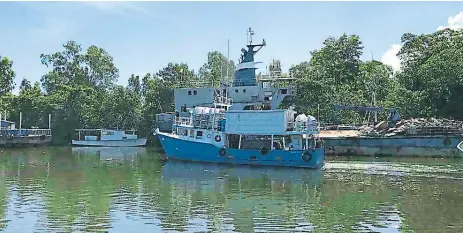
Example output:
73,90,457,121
154,28,326,169
156,131,325,169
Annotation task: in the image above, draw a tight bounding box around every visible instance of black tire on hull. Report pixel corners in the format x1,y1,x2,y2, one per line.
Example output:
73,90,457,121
219,148,226,157
302,150,312,162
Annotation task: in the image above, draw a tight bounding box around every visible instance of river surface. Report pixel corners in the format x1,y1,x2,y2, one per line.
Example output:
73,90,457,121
0,147,462,233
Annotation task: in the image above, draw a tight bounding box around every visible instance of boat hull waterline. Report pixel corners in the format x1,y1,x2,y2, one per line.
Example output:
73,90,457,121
72,138,147,147
156,132,325,169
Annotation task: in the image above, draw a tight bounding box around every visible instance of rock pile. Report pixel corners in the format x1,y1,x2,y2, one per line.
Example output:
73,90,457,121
359,118,463,137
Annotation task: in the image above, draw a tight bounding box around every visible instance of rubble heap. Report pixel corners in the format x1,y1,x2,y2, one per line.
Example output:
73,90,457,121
359,118,463,137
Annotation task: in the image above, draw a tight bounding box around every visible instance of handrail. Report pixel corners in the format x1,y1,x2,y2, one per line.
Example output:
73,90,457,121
0,128,52,136
175,117,193,126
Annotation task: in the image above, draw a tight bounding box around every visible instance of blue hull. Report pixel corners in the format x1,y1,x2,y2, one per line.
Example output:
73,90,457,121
157,133,325,169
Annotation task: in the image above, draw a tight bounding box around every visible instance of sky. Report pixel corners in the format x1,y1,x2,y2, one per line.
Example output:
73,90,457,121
1,1,463,94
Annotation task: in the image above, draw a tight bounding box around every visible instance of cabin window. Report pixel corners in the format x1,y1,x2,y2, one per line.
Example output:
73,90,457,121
101,131,114,135
193,90,197,95
181,105,187,112
279,89,288,94
178,128,188,136
188,90,192,95
196,131,203,138
243,89,246,93
235,89,238,93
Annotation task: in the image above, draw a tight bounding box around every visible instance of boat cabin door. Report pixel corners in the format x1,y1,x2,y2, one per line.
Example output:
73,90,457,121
289,135,303,150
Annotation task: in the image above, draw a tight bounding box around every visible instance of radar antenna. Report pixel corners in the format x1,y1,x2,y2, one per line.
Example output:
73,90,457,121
247,27,255,45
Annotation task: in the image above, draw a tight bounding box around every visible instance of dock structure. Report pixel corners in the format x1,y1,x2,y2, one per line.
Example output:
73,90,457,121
0,112,52,147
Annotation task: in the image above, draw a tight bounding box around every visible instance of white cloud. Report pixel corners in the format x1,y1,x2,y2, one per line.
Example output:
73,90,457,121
381,44,402,73
81,2,151,17
381,11,463,73
437,11,463,31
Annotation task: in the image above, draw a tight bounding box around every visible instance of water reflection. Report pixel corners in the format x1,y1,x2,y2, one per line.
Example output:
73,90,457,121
0,148,461,232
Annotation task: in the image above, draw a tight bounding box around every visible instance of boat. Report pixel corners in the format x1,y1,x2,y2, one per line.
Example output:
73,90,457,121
154,29,325,169
72,129,147,147
320,105,463,158
0,112,52,147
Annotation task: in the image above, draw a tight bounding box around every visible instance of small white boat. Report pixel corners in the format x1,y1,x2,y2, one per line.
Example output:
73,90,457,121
72,129,147,147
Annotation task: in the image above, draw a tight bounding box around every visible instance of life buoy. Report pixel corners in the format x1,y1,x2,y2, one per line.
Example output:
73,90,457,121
261,146,269,155
302,151,312,162
214,134,221,142
219,148,226,156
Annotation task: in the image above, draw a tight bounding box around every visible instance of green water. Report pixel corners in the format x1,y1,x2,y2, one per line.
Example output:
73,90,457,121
0,147,462,232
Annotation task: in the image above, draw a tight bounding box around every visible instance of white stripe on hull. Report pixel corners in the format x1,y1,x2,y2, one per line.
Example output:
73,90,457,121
72,138,147,147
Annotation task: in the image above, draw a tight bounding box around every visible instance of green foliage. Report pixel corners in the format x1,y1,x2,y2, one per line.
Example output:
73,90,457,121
199,51,235,86
395,28,463,119
0,56,15,95
293,34,368,124
40,41,118,93
155,62,195,85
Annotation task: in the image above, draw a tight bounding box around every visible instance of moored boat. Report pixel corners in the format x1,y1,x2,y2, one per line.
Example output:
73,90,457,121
72,129,147,147
0,112,52,147
154,28,325,168
155,105,325,168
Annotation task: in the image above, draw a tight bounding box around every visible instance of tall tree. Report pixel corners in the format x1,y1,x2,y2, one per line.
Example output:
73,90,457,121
358,60,394,105
155,63,194,86
0,56,15,95
294,34,366,124
19,78,32,94
396,28,463,118
141,73,151,96
198,51,235,86
128,74,141,95
40,41,119,93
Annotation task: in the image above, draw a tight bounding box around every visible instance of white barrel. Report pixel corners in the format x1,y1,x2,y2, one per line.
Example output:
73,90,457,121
295,114,308,122
307,115,317,126
202,107,211,114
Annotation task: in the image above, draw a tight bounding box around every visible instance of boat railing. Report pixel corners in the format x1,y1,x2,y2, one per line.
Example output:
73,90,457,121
288,121,320,134
175,117,193,127
0,128,52,137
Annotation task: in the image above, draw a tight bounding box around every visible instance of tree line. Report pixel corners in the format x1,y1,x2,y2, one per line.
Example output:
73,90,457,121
1,28,462,144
